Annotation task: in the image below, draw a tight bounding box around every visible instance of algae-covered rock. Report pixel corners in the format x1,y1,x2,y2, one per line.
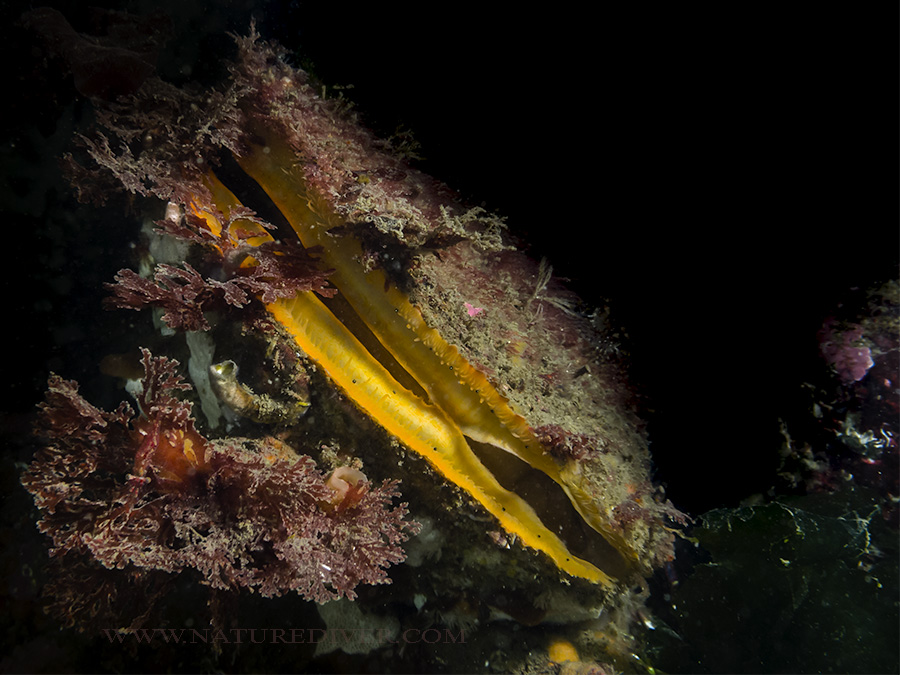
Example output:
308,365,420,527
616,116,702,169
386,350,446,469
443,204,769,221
648,486,899,673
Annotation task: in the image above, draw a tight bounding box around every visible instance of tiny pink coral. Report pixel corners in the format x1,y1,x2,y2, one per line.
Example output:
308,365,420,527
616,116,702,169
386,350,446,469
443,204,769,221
464,301,484,317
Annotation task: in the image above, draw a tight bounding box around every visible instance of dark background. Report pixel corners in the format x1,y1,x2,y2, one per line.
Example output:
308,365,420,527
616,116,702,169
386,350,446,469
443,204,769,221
1,0,896,520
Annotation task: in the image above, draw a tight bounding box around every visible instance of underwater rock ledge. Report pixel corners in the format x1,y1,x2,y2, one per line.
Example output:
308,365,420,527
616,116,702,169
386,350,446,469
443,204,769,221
22,13,684,669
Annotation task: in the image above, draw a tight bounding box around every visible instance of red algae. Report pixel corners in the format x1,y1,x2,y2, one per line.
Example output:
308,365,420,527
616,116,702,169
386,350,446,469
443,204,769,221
22,349,419,629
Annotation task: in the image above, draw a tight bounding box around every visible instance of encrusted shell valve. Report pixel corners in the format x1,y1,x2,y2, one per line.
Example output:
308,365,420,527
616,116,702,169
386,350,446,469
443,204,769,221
209,359,310,425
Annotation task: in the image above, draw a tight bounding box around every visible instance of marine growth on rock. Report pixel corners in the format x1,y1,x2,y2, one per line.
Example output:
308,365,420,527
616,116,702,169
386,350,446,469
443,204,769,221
22,11,683,665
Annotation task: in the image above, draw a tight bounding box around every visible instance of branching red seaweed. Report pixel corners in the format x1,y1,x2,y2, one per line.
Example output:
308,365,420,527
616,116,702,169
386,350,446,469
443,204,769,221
105,220,334,331
106,264,217,332
22,349,419,629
